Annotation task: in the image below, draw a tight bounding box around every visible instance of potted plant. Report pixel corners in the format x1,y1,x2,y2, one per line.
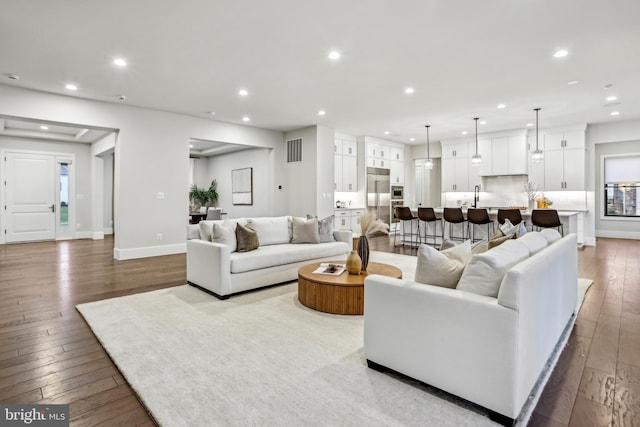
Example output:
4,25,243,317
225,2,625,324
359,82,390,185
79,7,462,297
207,179,219,209
189,185,210,213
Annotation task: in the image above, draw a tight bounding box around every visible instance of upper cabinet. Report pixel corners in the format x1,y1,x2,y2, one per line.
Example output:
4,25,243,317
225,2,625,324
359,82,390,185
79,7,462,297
334,138,358,192
361,136,406,185
440,139,478,192
476,131,527,176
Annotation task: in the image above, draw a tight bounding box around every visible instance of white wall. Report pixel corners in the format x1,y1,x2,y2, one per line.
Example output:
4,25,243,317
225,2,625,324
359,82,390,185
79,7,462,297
0,135,92,235
206,148,274,218
281,126,319,218
103,153,113,233
588,119,640,241
0,84,283,259
315,125,336,218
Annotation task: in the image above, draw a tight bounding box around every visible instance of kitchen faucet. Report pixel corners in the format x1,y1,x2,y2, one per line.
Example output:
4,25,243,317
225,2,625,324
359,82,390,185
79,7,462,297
473,185,480,208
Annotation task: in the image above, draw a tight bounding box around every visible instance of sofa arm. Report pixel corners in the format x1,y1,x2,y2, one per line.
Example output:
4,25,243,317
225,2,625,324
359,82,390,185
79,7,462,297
186,239,231,297
333,229,352,246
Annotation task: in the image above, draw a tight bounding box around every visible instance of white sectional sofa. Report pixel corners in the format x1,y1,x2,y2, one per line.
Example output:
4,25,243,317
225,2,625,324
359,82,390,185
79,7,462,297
187,216,351,299
363,231,578,424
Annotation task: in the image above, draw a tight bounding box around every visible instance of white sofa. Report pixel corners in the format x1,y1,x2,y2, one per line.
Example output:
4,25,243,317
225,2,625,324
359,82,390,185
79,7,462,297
187,216,351,299
363,231,578,424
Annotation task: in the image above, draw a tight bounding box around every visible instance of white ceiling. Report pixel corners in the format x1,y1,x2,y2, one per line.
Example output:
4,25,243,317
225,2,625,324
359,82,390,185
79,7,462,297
1,0,639,144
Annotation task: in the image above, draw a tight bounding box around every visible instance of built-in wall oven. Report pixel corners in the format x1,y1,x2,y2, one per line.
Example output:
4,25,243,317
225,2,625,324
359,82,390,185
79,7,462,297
391,185,403,200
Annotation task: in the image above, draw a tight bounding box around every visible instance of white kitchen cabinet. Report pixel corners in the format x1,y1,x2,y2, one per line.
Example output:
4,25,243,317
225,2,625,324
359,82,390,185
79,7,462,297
390,160,404,185
490,136,509,175
477,133,527,176
390,147,404,161
477,138,492,176
334,139,358,192
441,141,469,159
544,129,585,150
441,157,470,192
334,209,365,234
544,148,585,190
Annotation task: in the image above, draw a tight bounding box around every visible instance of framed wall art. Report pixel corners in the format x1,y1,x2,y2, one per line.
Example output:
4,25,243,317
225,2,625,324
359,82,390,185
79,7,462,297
231,167,253,205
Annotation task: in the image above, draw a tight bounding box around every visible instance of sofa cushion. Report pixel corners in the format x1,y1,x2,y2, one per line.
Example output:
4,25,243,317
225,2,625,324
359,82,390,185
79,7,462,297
198,218,246,241
236,223,260,252
212,220,237,252
247,216,291,246
541,228,562,244
440,239,487,255
517,231,548,255
456,239,530,297
414,241,472,288
318,216,336,243
488,232,516,249
229,241,348,273
292,217,320,244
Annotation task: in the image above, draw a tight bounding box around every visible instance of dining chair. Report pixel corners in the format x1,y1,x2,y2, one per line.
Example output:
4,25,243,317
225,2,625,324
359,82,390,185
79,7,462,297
531,209,564,236
206,208,222,220
443,207,467,241
417,207,442,247
466,208,493,242
394,207,420,247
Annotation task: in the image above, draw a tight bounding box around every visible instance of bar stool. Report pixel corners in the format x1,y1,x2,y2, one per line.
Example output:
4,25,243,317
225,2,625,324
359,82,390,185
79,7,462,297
466,208,493,242
443,207,467,241
394,207,420,247
417,207,442,247
497,209,524,227
531,209,564,236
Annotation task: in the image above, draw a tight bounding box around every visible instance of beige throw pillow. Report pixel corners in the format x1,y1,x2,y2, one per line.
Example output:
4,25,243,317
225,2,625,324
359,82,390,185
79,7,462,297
414,241,472,288
488,233,516,249
291,217,320,244
212,220,237,252
235,223,260,252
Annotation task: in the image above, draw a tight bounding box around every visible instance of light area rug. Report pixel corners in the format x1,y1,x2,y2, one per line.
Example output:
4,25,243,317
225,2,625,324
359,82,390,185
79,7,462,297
77,251,592,427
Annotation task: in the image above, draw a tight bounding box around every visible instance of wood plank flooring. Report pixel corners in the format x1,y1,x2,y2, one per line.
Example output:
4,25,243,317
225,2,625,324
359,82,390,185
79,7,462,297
0,235,638,426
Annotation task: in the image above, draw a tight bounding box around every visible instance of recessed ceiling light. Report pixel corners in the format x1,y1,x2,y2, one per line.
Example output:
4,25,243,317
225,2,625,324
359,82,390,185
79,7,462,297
113,58,127,67
404,87,414,94
479,120,487,125
409,138,415,142
189,144,194,148
461,131,468,135
606,96,618,102
567,80,579,85
242,116,250,122
318,110,326,116
604,83,614,89
526,123,534,127
40,125,49,130
610,111,620,116
65,84,78,91
207,111,216,116
328,51,341,60
383,131,390,135
117,95,127,101
553,49,569,58
497,103,506,109
238,89,249,97
8,74,20,80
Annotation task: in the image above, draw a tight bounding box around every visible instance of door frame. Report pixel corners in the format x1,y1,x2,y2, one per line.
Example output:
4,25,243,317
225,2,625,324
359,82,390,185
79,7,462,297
0,148,76,244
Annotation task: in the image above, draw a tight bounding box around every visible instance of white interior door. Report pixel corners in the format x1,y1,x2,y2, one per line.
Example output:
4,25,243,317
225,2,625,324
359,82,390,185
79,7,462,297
4,152,56,242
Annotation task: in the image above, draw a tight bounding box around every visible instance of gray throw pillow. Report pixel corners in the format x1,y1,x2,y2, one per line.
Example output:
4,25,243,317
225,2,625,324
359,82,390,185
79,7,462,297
235,223,260,252
306,214,335,243
292,217,320,244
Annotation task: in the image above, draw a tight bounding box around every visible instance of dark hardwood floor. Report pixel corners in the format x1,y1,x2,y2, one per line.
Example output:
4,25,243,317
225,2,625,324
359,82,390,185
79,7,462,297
0,235,638,426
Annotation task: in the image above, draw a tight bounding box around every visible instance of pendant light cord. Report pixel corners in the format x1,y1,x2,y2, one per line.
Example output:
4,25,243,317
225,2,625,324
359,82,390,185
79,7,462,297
474,117,479,154
535,108,540,150
425,124,430,159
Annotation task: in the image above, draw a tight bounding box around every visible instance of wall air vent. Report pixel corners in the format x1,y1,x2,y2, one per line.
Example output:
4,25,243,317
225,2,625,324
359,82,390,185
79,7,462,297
286,138,303,163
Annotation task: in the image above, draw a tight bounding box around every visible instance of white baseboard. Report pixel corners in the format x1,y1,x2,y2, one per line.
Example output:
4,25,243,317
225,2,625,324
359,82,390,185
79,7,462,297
75,231,92,239
114,243,186,260
584,237,597,246
596,230,640,240
92,232,105,240
104,227,114,235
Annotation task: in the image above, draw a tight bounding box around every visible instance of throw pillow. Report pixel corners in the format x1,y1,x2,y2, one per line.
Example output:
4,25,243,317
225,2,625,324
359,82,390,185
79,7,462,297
488,233,516,249
500,218,517,236
456,239,530,298
439,239,457,251
516,221,527,238
306,214,336,243
247,217,290,246
471,240,489,254
235,222,260,252
212,220,237,252
291,217,320,244
414,241,472,288
198,220,215,241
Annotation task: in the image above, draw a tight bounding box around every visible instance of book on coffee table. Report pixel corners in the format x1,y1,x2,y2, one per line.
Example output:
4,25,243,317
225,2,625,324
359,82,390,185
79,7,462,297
313,263,346,276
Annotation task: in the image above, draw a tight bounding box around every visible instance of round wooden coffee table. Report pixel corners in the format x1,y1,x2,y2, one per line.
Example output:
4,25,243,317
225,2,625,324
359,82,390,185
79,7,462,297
298,261,402,315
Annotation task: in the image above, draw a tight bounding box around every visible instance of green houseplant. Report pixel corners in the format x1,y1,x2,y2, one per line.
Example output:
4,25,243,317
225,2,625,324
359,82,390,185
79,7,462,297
189,179,219,212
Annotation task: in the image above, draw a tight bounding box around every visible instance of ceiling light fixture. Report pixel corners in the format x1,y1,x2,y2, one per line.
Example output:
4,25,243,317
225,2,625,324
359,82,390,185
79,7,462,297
207,111,216,116
189,144,194,148
606,96,618,102
532,108,544,163
238,89,249,97
480,120,487,125
40,125,49,130
567,80,579,85
553,49,569,58
318,110,326,116
383,131,390,135
328,51,341,60
461,131,468,135
424,125,433,170
8,74,20,80
471,118,482,166
497,103,506,109
65,84,78,91
409,138,415,142
242,116,250,122
404,87,415,94
113,58,127,67
526,123,534,127
610,111,620,116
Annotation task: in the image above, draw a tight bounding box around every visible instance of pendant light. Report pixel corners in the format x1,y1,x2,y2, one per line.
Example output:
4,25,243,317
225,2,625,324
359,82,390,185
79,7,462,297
424,125,433,170
532,108,544,163
471,117,482,166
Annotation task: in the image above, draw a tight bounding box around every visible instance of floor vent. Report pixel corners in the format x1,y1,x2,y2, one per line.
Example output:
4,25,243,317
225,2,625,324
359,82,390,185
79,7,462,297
287,138,303,163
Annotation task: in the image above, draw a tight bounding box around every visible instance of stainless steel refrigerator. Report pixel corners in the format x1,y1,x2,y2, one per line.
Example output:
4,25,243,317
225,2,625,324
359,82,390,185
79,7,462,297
367,167,391,226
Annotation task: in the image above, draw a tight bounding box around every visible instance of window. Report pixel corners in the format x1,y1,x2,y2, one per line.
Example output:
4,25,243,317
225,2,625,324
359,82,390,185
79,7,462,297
604,155,640,217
